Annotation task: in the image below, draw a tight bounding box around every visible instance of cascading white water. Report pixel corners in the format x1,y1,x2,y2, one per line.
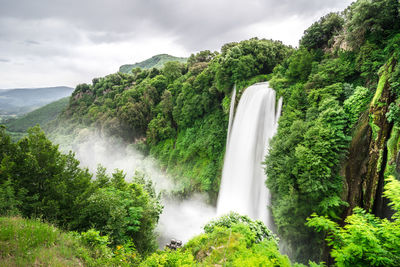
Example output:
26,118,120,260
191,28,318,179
226,85,236,145
217,82,282,228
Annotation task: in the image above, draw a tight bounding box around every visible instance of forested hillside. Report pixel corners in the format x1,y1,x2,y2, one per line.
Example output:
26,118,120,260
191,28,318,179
0,86,73,115
50,39,291,200
2,0,400,266
265,0,400,263
4,97,70,140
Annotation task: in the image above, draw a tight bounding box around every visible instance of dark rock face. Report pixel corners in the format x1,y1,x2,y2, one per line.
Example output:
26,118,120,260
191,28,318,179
341,111,371,219
342,58,397,219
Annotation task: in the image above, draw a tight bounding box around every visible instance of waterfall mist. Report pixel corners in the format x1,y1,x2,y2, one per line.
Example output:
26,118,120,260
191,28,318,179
217,82,281,227
55,132,216,245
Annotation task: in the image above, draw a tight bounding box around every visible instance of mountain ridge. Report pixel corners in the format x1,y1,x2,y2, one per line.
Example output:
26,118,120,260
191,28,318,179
119,54,187,73
0,86,73,115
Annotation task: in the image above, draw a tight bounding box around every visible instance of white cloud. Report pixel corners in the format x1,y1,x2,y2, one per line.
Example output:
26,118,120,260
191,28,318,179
0,0,353,88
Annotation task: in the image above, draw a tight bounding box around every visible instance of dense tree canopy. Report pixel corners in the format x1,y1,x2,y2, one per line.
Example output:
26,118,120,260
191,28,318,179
0,126,162,256
266,0,400,262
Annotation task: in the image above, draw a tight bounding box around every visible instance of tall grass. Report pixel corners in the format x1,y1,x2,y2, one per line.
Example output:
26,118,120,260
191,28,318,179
0,217,122,266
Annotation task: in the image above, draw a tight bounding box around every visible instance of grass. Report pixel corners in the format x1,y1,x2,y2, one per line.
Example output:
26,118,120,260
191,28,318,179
0,217,119,267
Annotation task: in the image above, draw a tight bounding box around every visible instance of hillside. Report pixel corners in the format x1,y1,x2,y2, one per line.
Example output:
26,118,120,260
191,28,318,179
119,54,187,73
4,97,70,133
0,86,73,116
0,216,136,266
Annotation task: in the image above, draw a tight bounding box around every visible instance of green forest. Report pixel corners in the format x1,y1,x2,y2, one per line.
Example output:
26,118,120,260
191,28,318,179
1,0,400,266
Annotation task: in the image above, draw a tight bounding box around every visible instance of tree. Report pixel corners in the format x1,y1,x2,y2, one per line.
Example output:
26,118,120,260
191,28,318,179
307,176,400,267
344,0,400,49
162,61,184,83
300,12,344,50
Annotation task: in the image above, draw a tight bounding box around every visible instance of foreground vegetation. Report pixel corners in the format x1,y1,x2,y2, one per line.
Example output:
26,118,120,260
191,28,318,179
0,217,132,266
0,213,301,267
0,126,162,258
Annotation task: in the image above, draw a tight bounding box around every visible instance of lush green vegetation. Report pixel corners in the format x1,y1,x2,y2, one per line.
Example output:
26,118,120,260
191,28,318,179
265,0,400,263
0,217,140,266
0,126,162,259
52,39,291,201
140,213,307,267
119,54,188,74
307,175,400,267
0,213,304,266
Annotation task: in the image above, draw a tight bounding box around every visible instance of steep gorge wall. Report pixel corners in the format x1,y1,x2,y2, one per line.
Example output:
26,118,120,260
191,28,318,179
342,57,398,219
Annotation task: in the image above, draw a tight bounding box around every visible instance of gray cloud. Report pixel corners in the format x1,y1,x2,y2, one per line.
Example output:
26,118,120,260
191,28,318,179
0,0,352,88
0,0,351,49
25,40,40,45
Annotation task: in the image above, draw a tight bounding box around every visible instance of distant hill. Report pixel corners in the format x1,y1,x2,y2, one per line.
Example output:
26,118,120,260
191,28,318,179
119,54,187,73
0,86,74,115
4,97,70,133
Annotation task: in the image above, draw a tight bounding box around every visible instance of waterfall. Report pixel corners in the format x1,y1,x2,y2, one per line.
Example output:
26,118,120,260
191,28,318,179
226,85,236,146
217,82,282,228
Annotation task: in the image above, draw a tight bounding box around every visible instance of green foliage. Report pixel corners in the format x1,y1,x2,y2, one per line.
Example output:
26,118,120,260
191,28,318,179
386,102,400,127
300,12,344,50
0,127,162,257
307,175,400,267
0,216,125,266
266,92,351,262
344,0,400,49
285,48,314,83
344,85,372,127
214,38,291,92
183,215,291,266
139,249,195,267
204,212,275,244
80,229,112,259
265,1,400,262
0,179,23,216
305,56,355,90
162,61,185,83
0,126,93,224
76,169,162,255
355,42,385,83
150,110,227,198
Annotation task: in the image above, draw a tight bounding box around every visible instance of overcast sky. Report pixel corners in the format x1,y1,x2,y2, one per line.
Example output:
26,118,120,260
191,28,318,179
0,0,353,89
